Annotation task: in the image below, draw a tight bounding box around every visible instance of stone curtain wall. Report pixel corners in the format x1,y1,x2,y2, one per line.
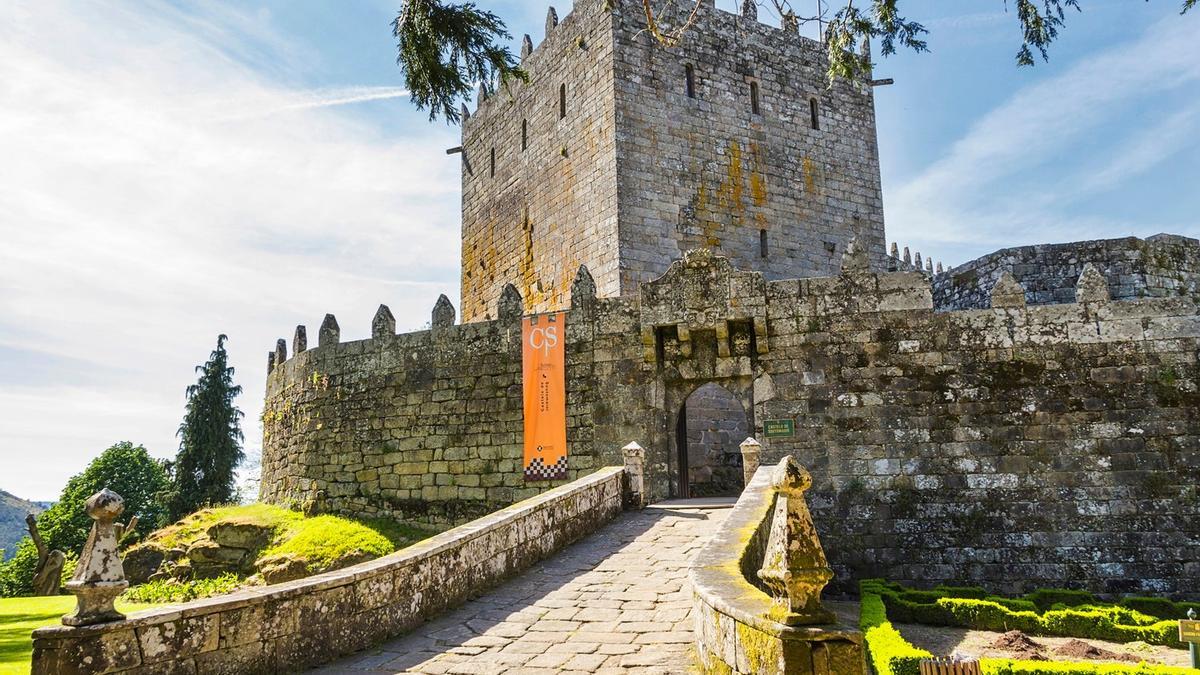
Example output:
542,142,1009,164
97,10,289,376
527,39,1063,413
753,264,1200,596
261,296,603,525
262,242,1200,594
611,3,888,292
32,468,625,675
933,234,1200,311
459,0,620,321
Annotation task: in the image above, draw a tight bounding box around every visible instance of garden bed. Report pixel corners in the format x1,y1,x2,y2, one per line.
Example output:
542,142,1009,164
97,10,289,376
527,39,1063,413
860,580,1198,675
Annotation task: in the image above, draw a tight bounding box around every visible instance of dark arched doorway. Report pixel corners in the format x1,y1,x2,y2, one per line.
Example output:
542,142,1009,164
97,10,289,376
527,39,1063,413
674,383,749,498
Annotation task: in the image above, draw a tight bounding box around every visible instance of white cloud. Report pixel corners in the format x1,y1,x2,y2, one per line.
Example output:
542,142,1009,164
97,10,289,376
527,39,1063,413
0,1,462,499
887,15,1200,262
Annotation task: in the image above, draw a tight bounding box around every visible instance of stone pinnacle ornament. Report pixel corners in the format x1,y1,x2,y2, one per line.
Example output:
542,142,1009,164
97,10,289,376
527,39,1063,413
63,489,129,626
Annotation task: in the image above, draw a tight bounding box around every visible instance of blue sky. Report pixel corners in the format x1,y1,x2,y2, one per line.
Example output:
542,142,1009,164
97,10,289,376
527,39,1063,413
1,0,1196,500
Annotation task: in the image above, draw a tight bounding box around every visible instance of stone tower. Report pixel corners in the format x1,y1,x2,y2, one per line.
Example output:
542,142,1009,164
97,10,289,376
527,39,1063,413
459,0,886,321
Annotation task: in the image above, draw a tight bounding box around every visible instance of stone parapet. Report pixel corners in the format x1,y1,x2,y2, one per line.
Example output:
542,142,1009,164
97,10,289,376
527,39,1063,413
31,467,625,675
691,462,864,674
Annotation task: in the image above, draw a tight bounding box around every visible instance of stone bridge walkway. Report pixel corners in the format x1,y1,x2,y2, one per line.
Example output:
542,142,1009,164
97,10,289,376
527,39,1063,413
313,504,730,675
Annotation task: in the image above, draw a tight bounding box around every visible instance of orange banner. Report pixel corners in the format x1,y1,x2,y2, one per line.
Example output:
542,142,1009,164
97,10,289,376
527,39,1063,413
523,312,568,481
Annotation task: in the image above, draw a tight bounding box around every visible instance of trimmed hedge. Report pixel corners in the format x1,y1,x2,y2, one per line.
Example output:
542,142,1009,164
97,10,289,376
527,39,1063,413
859,581,1198,675
862,580,1185,649
860,590,932,675
1027,589,1098,612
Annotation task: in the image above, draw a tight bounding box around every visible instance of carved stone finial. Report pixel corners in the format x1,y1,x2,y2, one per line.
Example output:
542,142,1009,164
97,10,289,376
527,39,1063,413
622,442,646,509
499,283,524,320
293,325,307,354
840,235,869,274
739,437,761,488
372,304,396,338
889,242,899,258
570,264,597,310
756,457,836,626
26,514,65,597
546,6,559,37
936,262,944,274
267,351,276,375
902,246,911,265
913,251,923,270
63,489,128,626
925,259,933,273
461,103,470,121
432,294,456,329
274,338,287,366
741,0,757,20
319,313,340,347
477,82,488,103
521,34,534,61
1076,263,1110,304
781,11,799,32
990,271,1026,308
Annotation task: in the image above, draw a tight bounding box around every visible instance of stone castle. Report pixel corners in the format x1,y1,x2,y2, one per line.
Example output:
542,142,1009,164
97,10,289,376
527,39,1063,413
260,0,1200,595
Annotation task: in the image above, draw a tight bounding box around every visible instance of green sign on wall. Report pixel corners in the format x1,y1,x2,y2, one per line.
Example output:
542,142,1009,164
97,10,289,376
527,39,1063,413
763,419,795,438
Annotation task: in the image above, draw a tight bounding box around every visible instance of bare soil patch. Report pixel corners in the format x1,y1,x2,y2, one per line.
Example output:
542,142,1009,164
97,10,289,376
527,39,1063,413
896,622,1189,668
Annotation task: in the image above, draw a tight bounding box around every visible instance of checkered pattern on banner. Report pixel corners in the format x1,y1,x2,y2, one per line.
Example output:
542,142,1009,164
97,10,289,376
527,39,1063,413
524,455,568,481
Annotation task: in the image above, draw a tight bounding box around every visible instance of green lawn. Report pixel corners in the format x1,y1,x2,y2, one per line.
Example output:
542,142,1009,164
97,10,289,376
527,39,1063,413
0,596,164,675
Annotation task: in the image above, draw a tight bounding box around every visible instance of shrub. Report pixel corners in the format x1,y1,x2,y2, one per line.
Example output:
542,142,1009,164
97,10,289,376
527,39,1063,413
937,598,1040,633
860,589,932,675
1118,596,1200,621
1025,588,1097,612
934,585,990,599
121,573,240,604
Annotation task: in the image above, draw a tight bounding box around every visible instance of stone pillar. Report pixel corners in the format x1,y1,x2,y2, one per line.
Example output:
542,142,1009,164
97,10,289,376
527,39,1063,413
757,457,835,625
740,437,761,488
63,489,128,626
622,442,646,510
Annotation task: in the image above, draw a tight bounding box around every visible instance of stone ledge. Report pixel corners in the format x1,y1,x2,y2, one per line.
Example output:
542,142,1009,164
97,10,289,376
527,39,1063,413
690,465,865,674
32,466,625,674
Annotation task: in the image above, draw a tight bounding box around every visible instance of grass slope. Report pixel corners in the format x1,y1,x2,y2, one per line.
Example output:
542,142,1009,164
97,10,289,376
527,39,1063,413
0,596,163,675
133,503,439,591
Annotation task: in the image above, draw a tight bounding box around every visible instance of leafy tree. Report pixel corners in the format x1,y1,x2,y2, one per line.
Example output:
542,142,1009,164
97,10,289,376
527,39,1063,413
167,335,245,520
0,442,168,596
394,0,1195,120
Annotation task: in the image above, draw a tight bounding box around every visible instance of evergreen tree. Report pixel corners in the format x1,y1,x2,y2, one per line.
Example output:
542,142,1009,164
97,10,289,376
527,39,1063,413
168,334,244,520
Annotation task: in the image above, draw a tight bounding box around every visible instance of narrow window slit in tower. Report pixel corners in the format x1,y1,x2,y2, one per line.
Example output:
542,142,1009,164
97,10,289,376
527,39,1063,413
522,120,528,151
760,229,768,258
810,98,820,130
559,84,566,119
685,64,695,98
490,147,495,177
750,81,760,115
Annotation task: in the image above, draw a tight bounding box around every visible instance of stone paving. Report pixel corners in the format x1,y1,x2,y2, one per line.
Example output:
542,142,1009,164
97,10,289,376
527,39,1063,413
313,504,729,674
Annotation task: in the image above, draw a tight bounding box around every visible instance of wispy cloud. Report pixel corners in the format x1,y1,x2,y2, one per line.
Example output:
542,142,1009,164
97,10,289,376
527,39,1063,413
887,15,1200,263
218,86,412,121
0,1,461,499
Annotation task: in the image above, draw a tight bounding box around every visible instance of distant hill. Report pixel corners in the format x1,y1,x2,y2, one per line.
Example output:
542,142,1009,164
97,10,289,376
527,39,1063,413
0,489,46,560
